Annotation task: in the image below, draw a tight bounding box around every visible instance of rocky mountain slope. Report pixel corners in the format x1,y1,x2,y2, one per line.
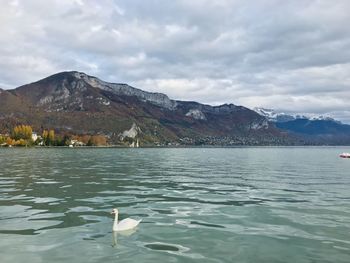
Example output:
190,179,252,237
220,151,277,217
0,71,296,146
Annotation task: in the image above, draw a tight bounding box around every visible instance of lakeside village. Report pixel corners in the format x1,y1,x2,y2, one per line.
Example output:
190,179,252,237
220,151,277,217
0,125,108,148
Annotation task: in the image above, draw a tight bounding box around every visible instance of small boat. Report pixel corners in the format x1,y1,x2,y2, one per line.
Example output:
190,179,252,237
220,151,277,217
339,153,350,158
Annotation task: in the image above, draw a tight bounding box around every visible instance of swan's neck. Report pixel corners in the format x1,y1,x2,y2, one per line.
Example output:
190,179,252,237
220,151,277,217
113,213,119,230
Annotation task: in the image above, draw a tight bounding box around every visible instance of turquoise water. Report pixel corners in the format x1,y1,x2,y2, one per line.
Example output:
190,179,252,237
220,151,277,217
0,147,350,262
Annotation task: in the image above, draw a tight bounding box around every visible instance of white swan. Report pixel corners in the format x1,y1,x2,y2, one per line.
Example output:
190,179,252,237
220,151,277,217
111,208,141,232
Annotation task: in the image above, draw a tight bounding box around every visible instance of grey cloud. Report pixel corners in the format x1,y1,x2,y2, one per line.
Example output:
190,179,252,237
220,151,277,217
0,0,349,123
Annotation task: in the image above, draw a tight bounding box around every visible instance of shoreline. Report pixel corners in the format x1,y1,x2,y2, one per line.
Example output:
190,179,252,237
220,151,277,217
0,145,349,149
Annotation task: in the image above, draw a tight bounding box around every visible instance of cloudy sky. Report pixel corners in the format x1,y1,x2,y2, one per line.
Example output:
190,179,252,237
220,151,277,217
1,0,350,122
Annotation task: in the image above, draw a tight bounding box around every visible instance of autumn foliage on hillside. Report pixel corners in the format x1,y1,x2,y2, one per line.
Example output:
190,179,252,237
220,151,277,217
12,125,33,141
7,125,33,146
42,129,55,146
0,125,108,147
71,135,107,146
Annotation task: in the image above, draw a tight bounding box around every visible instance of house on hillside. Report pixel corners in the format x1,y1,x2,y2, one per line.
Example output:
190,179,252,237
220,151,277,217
70,139,85,147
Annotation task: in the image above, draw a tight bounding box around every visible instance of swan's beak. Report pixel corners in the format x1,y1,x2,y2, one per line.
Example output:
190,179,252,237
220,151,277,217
111,210,115,214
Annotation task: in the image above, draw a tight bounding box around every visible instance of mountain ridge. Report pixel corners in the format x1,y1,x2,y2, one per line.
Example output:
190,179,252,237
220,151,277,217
1,71,349,145
0,71,294,146
253,107,350,144
253,107,340,123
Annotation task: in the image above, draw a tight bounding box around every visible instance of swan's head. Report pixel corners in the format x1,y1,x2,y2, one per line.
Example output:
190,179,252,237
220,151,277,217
111,208,119,215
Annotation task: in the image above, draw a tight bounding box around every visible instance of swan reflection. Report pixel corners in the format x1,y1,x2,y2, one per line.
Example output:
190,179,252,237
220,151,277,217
112,228,137,247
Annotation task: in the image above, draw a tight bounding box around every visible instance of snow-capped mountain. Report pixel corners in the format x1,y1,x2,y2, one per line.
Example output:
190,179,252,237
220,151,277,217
253,107,350,144
253,107,339,123
253,108,298,122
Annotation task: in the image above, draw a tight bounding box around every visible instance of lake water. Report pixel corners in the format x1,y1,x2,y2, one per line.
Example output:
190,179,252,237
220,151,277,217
0,147,350,262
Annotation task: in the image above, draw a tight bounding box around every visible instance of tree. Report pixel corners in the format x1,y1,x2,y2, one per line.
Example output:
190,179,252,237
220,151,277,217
48,130,55,145
15,139,27,147
81,135,91,145
12,125,32,140
10,125,34,146
62,134,71,146
42,130,48,146
42,129,55,146
6,137,14,146
90,135,107,146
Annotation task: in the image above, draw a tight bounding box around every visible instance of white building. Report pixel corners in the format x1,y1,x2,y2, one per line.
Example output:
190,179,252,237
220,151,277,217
32,132,38,142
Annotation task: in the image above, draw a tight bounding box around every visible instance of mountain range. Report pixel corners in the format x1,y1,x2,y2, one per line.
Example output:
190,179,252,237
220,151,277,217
253,108,340,123
0,71,349,146
253,107,350,144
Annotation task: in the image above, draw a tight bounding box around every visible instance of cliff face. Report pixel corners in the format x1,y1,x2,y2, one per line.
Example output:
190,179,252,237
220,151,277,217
72,72,177,110
0,71,295,145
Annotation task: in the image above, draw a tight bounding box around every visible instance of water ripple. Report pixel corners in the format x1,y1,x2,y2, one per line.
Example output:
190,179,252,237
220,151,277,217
0,147,350,263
